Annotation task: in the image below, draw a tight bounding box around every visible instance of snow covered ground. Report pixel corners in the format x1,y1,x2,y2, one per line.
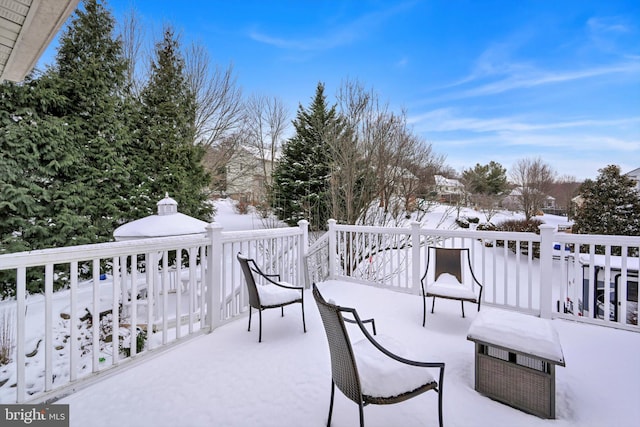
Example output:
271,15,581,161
57,280,640,427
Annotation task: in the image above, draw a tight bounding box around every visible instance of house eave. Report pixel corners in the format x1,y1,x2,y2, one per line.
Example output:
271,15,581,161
1,0,79,82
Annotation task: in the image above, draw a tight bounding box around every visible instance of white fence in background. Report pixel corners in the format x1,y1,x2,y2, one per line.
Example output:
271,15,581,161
0,217,638,404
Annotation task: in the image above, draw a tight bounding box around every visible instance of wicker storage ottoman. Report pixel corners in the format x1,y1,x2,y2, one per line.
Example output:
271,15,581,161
467,310,565,419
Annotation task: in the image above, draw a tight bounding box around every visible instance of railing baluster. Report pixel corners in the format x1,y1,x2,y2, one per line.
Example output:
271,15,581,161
161,251,168,345
92,258,100,368
16,267,26,403
112,256,120,362
70,261,79,377
45,263,53,391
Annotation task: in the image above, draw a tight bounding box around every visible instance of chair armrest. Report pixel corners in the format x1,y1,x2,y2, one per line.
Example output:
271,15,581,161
348,307,445,371
344,316,377,335
252,268,281,282
262,275,304,291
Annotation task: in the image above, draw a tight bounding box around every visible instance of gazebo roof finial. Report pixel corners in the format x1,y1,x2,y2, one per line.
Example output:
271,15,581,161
157,193,178,216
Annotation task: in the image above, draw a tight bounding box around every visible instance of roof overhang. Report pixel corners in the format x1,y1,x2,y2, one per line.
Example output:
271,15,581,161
0,0,79,82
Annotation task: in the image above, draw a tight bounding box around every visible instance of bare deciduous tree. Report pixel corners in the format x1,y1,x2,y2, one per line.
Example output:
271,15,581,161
549,175,581,218
119,7,145,96
510,157,556,220
185,42,244,147
243,94,289,193
474,193,502,223
203,134,240,196
329,79,445,227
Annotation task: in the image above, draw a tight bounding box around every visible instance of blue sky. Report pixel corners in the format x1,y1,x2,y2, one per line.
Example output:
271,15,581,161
41,0,640,180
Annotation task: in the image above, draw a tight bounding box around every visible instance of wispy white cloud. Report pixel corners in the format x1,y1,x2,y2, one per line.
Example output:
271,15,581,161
395,56,409,68
470,63,637,96
587,17,631,35
430,61,640,102
409,108,640,134
432,16,639,102
248,2,415,52
586,16,637,56
429,131,639,178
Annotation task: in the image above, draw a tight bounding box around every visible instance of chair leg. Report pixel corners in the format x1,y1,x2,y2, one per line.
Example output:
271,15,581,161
247,307,252,332
301,303,307,333
431,296,436,313
281,306,284,317
422,294,427,327
327,381,335,427
461,301,466,318
438,389,444,427
358,402,365,427
258,309,263,343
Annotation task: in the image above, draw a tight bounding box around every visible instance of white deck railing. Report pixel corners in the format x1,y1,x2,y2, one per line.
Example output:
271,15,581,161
0,217,638,404
0,221,308,404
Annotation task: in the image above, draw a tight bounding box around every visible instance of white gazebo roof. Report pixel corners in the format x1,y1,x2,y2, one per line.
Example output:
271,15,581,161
113,194,208,240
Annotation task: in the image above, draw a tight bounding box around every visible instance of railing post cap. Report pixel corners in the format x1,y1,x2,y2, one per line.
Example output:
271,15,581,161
328,219,337,225
538,224,556,231
206,222,224,231
298,219,309,226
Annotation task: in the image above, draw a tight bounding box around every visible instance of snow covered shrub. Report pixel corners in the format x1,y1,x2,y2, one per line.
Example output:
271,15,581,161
494,218,543,257
119,327,147,357
495,218,544,233
455,217,469,228
476,222,496,231
455,216,480,228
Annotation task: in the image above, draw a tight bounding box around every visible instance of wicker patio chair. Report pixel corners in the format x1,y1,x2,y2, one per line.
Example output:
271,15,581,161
237,253,306,342
313,283,445,427
421,247,483,326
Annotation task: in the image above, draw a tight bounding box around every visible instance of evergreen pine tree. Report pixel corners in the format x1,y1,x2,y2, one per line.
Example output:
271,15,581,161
271,83,336,230
0,79,85,254
574,165,640,236
134,26,211,221
46,0,133,243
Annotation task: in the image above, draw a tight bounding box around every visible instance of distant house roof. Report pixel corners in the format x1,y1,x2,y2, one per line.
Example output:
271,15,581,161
0,0,79,82
434,175,463,188
625,167,640,179
625,167,640,192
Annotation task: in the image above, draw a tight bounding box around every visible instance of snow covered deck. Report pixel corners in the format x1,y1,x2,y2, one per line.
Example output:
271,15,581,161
59,280,640,427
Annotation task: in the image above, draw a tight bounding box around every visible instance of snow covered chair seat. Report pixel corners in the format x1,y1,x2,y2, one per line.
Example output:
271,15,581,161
421,247,483,326
313,283,445,427
237,253,306,342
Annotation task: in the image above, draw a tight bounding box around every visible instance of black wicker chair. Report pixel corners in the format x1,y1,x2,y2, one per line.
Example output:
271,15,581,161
313,283,444,427
421,247,483,326
237,253,306,342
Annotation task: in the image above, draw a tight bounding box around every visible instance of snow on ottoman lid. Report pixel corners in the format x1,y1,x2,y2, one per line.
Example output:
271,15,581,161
467,310,565,365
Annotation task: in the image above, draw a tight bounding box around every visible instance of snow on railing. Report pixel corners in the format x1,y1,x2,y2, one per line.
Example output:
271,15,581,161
305,231,330,286
320,220,639,330
324,220,542,313
0,221,308,403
